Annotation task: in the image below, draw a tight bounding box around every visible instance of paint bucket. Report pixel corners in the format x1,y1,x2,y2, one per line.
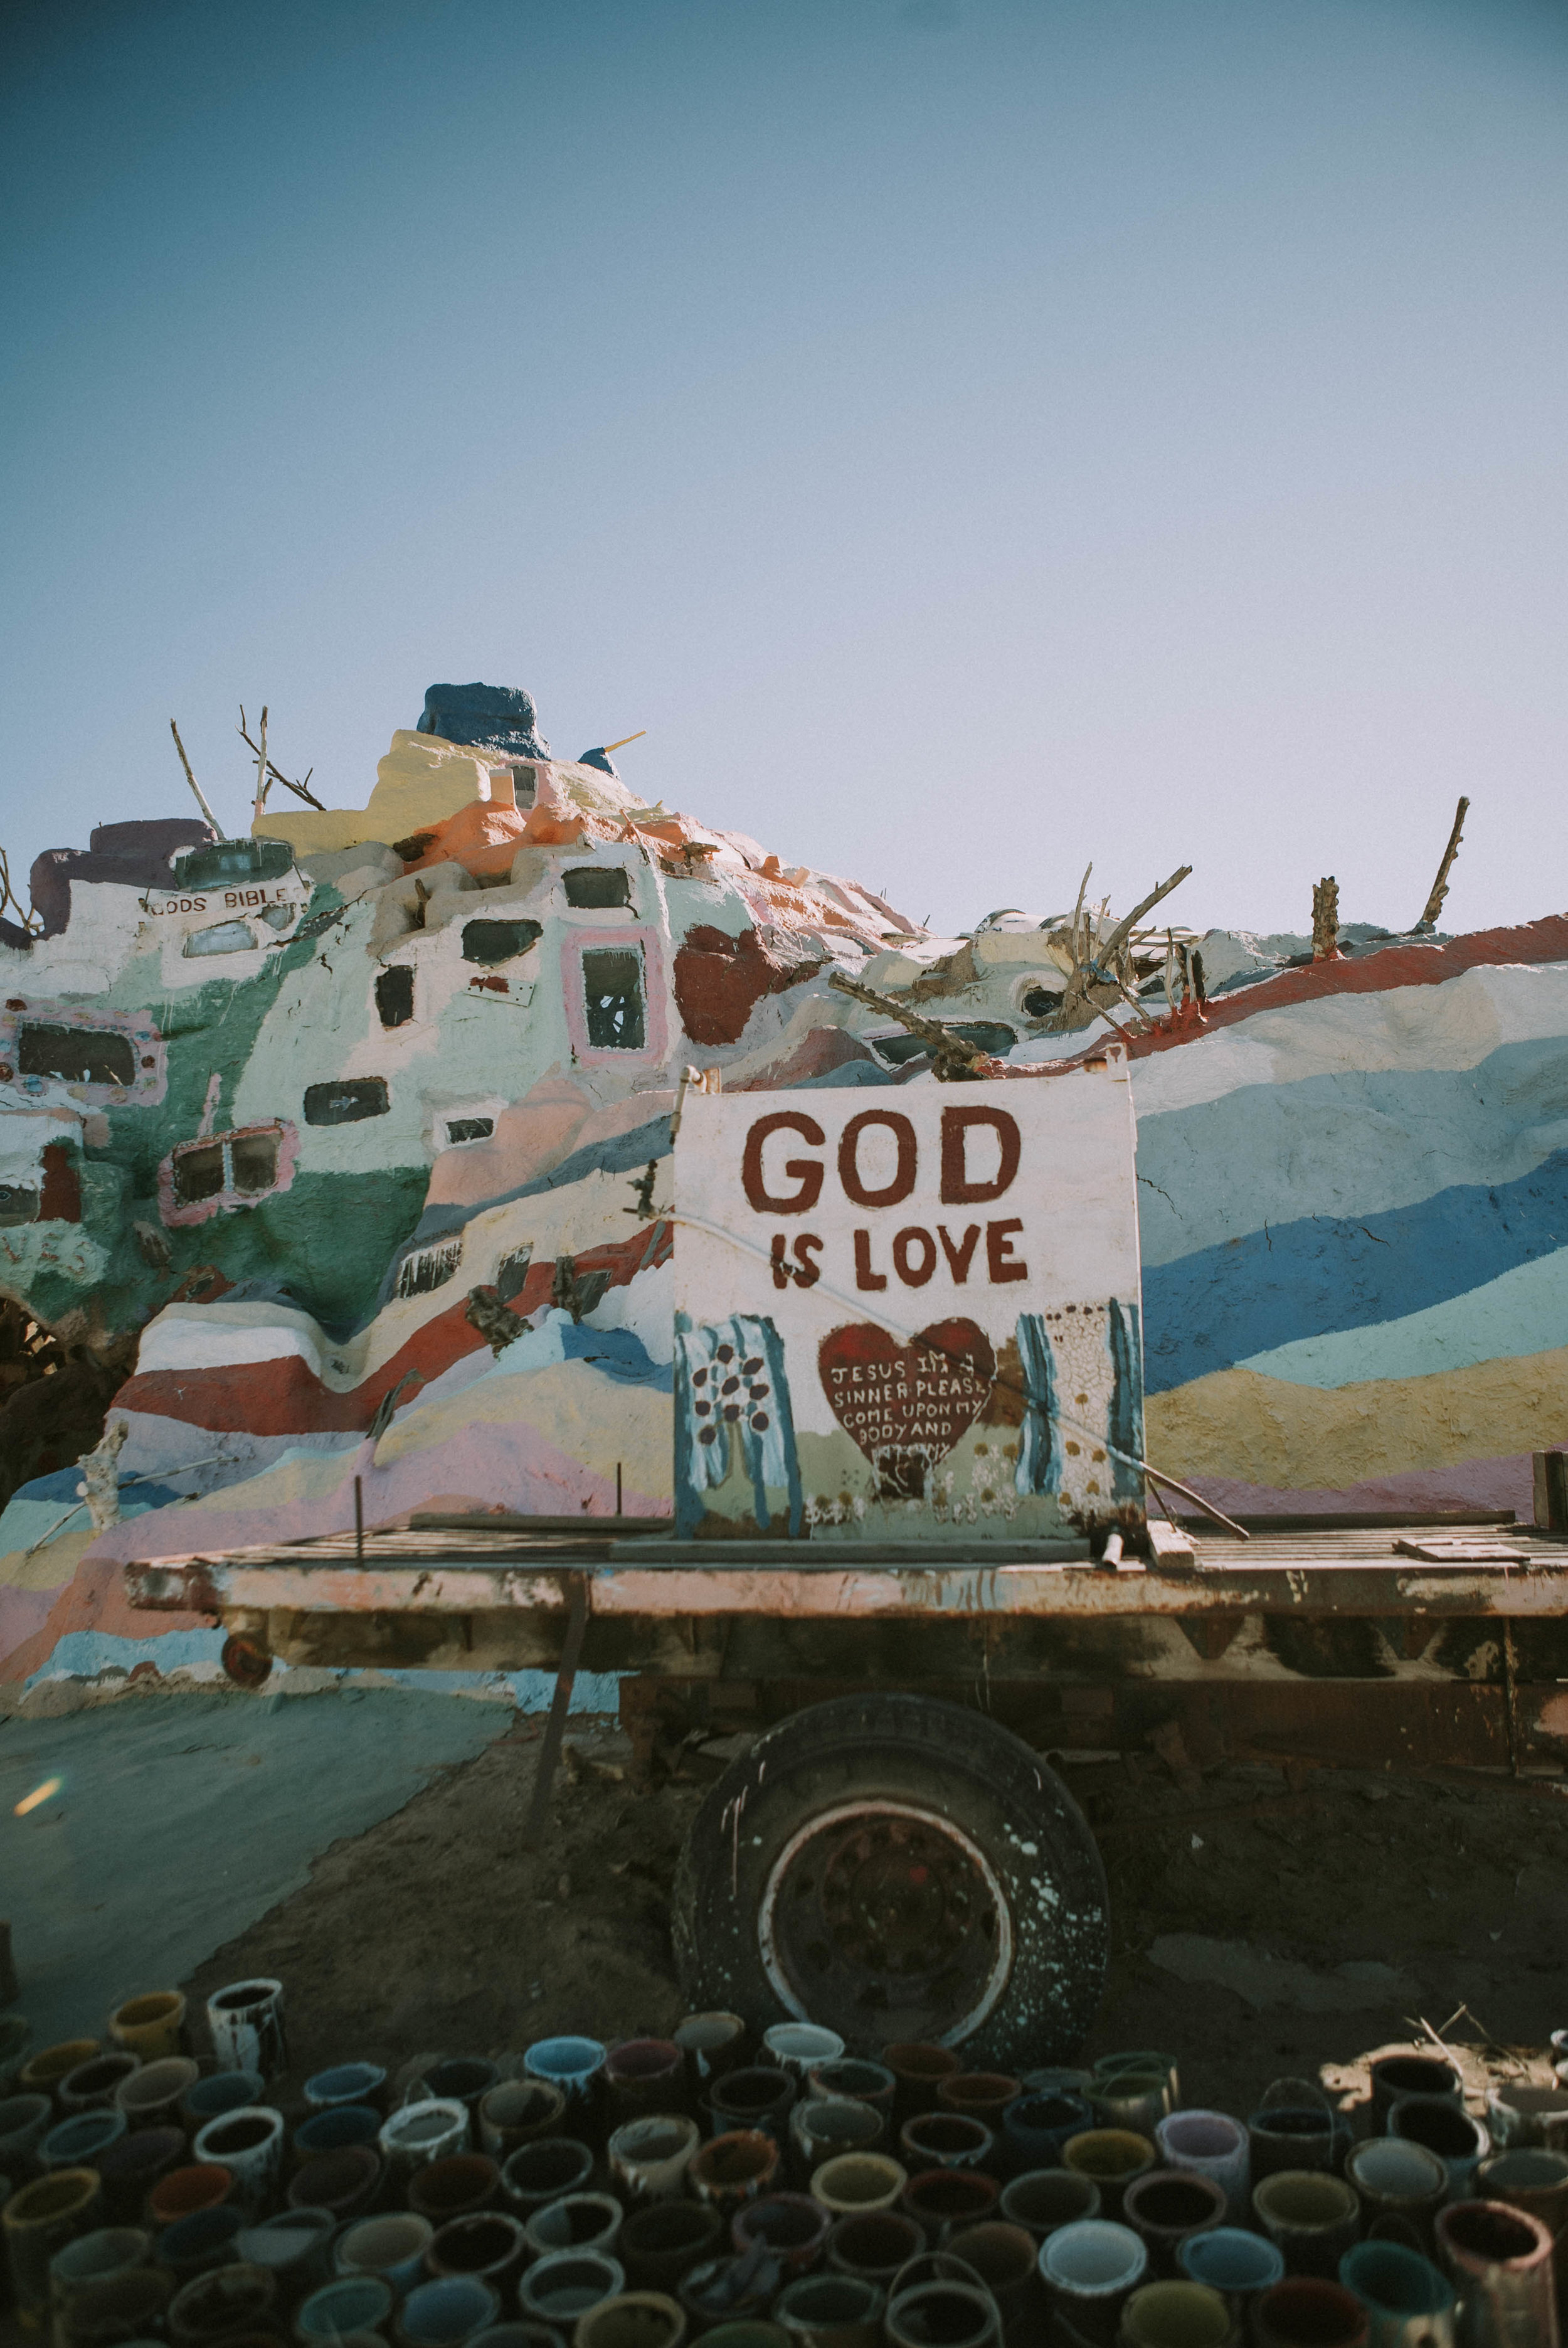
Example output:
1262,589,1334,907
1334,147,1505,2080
93,2124,188,2223
935,2077,1020,2134
0,2095,53,2182
19,2043,101,2105
115,2056,199,2133
573,2293,687,2348
609,2117,700,2206
825,2209,925,2284
1000,2092,1094,2174
303,2063,388,2114
997,2169,1101,2242
335,2212,435,2297
59,2264,173,2348
428,2213,529,2296
887,2251,990,2298
1039,2217,1148,2344
167,2258,277,2346
147,2165,235,2230
1367,2059,1461,2138
109,1995,187,2063
710,2069,798,2143
1248,2081,1341,2182
732,2192,832,2278
206,1982,287,2083
689,2132,780,2215
416,2063,502,2121
763,2028,847,2085
809,2155,906,2218
41,2112,128,2172
1386,2099,1487,2199
791,2098,884,2179
380,2102,472,2192
287,2145,383,2222
236,2207,340,2305
297,2273,397,2343
59,2056,142,2115
1175,2224,1284,2303
617,2199,723,2294
183,2071,266,2135
1252,2280,1369,2348
884,2279,1000,2347
945,2219,1041,2334
1434,2200,1559,2347
1343,2140,1446,2246
480,2083,568,2162
1252,2172,1362,2278
397,2275,504,2348
1154,2110,1250,2223
156,2204,249,2280
1119,2280,1234,2347
899,2115,994,2176
1475,2146,1568,2297
882,2047,963,2127
1061,2131,1157,2219
772,2270,884,2345
407,2155,502,2225
1095,2053,1180,2106
293,2104,383,2162
517,2252,625,2327
524,2194,623,2261
899,2169,999,2242
191,2107,285,2214
808,2063,897,2122
1121,2170,1227,2278
500,2138,596,2217
1337,2241,1455,2347
1090,2054,1179,2138
47,2224,151,2333
673,2014,748,2092
522,2042,607,2133
1483,2083,1568,2153
603,2043,685,2125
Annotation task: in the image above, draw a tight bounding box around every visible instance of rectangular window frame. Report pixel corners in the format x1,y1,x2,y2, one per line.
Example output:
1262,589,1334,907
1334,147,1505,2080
562,923,665,1065
0,1002,166,1107
160,1120,297,1228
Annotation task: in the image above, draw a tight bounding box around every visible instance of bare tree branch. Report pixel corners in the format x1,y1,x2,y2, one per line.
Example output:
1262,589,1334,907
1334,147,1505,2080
238,707,325,811
169,721,226,838
1416,795,1469,932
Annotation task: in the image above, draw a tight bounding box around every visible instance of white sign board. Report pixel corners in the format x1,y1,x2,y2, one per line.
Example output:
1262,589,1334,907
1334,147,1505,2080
673,1053,1143,1543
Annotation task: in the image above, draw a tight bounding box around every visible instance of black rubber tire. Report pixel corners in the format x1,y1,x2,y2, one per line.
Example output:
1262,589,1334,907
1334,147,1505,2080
669,1693,1108,2070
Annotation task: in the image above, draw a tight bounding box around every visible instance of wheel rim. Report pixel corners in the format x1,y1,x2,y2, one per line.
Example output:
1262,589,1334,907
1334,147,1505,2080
757,1800,1013,2047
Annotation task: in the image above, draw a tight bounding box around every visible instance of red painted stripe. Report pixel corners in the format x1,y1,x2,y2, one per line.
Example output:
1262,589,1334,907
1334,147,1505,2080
115,1219,673,1436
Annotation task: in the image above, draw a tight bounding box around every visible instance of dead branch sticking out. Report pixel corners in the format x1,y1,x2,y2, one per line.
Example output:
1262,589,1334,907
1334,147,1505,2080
1055,864,1194,1027
0,846,41,937
1312,875,1340,962
238,706,324,811
1416,795,1469,932
827,969,990,1078
170,720,225,839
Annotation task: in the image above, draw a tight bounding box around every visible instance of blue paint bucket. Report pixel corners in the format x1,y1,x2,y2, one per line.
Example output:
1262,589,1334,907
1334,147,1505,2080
297,2274,396,2340
304,2063,388,2113
523,2040,606,2108
1339,2239,1456,2339
1177,2226,1286,2298
1003,2091,1096,2170
181,2070,264,2133
397,2273,502,2346
155,2205,246,2280
294,2103,384,2159
40,2110,127,2172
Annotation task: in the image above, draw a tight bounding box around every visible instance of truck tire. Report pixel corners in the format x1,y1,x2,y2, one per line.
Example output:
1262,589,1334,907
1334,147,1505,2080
669,1693,1108,2069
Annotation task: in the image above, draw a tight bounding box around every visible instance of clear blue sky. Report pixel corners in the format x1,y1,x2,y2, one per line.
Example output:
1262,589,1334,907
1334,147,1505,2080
3,0,1564,940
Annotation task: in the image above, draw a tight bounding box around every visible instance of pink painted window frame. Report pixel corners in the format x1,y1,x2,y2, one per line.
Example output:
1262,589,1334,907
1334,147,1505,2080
159,1120,299,1228
563,924,667,1065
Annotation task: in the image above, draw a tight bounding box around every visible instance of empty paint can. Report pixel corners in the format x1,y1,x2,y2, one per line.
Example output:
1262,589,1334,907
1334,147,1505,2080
190,2106,285,2214
109,1996,187,2063
115,2056,199,2133
608,2116,700,2205
1338,2240,1456,2348
1252,2171,1362,2278
205,1982,287,2083
1155,2109,1251,2223
518,2251,624,2327
303,2063,388,2113
773,2270,884,2345
334,2211,434,2296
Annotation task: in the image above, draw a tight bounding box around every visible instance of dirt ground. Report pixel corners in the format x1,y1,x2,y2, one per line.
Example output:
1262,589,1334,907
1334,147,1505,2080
184,1716,1568,2115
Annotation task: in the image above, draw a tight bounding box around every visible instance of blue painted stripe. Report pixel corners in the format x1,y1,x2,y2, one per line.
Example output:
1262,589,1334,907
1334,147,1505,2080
1237,1246,1568,1389
1143,1147,1568,1393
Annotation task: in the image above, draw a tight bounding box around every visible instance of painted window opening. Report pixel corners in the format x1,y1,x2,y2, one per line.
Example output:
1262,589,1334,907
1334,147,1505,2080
445,1115,494,1145
563,866,632,910
260,904,295,932
304,1076,390,1125
0,1182,38,1228
183,920,257,958
869,1020,1016,1066
16,1024,137,1088
1020,984,1063,1019
166,1123,290,1221
396,1235,462,1299
461,918,543,967
375,966,415,1028
495,1244,532,1301
581,946,646,1050
173,837,294,889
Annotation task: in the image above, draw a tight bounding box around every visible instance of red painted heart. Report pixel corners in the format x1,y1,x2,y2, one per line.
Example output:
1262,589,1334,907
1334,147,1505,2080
818,1318,996,1465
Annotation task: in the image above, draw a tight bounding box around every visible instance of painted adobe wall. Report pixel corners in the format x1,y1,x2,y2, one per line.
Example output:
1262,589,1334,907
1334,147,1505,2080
1,684,1564,1697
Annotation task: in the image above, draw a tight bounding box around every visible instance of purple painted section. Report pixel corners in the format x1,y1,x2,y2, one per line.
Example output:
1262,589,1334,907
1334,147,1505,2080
1173,1452,1534,1521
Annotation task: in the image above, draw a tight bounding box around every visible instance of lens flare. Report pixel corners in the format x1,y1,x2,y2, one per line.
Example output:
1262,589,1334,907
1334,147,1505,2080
13,1777,62,1817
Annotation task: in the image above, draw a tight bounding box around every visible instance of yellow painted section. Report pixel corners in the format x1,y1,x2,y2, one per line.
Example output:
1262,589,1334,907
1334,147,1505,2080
374,1360,673,1498
253,731,501,856
0,1526,100,1598
1146,1345,1568,1489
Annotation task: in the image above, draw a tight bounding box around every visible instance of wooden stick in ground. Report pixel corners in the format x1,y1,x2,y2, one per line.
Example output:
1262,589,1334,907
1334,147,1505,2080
1416,794,1469,931
1312,876,1340,961
252,706,269,827
1094,864,1194,974
169,720,226,839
